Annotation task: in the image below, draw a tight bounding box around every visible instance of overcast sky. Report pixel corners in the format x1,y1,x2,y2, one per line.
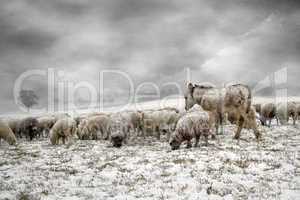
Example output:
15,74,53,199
0,0,299,113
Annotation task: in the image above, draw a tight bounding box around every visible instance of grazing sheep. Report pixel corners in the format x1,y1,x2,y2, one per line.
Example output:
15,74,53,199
185,83,261,141
277,102,297,125
77,115,111,140
110,131,127,148
50,118,77,145
37,116,56,137
257,103,277,127
0,120,17,145
142,108,181,140
18,117,39,140
169,105,212,150
110,112,133,140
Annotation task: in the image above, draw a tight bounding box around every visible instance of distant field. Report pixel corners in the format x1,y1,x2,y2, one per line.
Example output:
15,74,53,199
1,96,300,119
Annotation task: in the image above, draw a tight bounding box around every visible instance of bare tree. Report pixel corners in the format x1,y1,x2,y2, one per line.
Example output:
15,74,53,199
19,90,39,112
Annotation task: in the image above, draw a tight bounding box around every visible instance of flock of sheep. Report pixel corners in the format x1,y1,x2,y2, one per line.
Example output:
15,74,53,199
1,83,300,150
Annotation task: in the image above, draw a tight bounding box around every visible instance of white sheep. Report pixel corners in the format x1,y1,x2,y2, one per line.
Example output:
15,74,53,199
169,105,212,150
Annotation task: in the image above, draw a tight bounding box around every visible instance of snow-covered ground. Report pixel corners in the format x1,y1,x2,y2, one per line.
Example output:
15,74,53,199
1,123,300,200
1,97,300,199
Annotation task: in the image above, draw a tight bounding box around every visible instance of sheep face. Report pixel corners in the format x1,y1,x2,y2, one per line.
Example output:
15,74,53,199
111,132,124,148
169,135,181,150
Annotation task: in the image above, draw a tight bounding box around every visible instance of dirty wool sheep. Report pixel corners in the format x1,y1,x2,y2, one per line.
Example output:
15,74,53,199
18,117,39,140
77,115,111,140
110,111,143,138
0,120,17,145
142,108,181,140
109,110,144,147
50,118,77,145
169,105,212,150
185,83,260,140
277,102,297,125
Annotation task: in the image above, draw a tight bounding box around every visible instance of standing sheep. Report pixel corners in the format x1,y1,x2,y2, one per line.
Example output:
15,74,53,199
169,105,212,150
0,120,17,145
50,118,77,145
257,103,277,127
185,83,261,141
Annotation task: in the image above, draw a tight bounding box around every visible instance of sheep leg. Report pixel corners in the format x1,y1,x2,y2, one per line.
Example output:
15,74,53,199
124,132,128,144
167,126,172,141
251,120,261,141
194,135,200,148
29,131,34,141
214,113,220,134
218,113,224,135
62,137,66,144
105,127,111,140
142,128,146,138
156,126,160,140
138,125,143,137
234,117,244,140
204,135,208,146
186,140,192,148
211,133,216,140
215,123,219,135
93,131,98,140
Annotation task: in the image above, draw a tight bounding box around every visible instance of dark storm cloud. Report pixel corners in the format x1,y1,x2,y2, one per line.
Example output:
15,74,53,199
0,22,57,53
0,0,299,113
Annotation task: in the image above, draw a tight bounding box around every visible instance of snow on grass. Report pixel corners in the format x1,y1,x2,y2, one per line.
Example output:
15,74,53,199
1,124,300,200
